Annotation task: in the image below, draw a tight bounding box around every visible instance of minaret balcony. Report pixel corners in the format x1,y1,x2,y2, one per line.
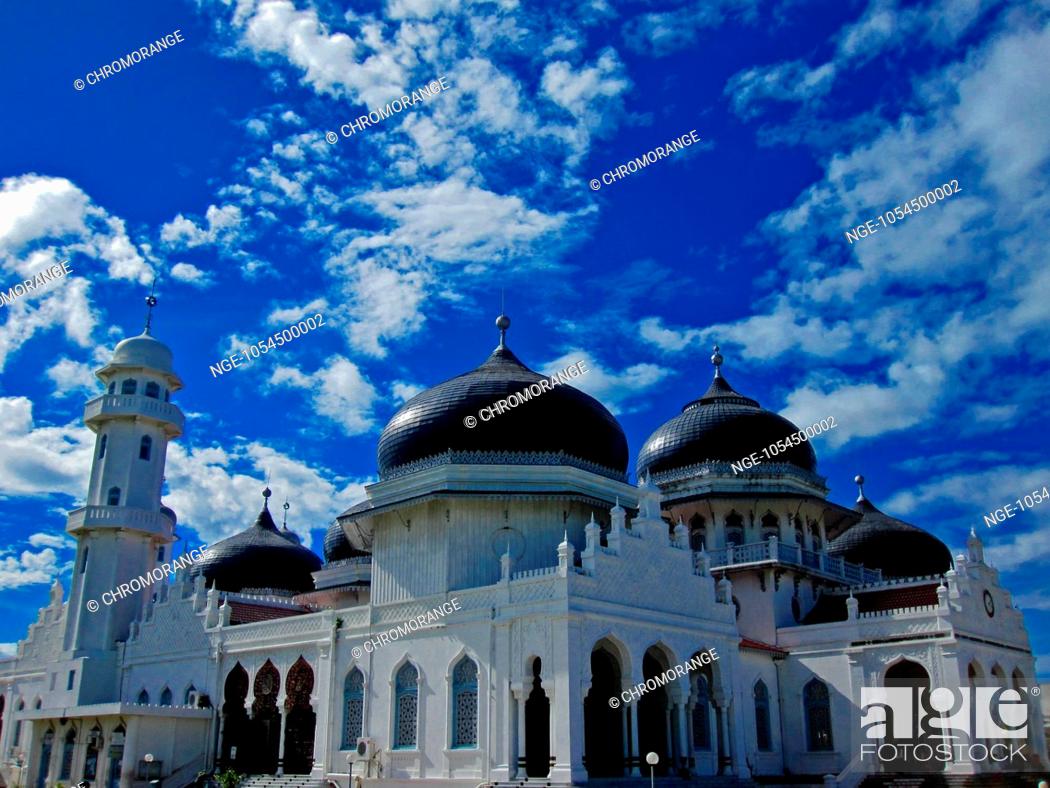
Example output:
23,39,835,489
701,538,882,584
84,394,184,436
66,505,176,537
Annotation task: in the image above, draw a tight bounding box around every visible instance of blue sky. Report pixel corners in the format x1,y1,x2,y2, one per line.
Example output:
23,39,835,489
1,0,1048,675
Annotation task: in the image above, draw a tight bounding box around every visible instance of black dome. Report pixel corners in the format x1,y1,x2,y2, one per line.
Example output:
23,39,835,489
323,520,361,562
377,339,628,480
192,500,322,594
828,488,952,579
637,358,816,478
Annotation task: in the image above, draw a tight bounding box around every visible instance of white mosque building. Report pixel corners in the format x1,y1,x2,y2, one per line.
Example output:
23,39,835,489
0,308,1045,788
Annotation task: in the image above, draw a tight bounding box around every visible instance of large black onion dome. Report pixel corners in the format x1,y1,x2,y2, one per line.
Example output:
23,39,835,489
377,316,628,480
827,476,952,579
192,490,322,594
323,520,363,562
637,346,816,478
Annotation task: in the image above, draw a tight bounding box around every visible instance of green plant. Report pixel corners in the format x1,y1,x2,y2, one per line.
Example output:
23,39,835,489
216,769,242,788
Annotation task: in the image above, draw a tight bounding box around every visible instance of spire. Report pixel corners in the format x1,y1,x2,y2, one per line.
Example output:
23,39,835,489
143,278,158,335
711,344,723,378
262,486,272,510
854,474,867,503
282,500,290,528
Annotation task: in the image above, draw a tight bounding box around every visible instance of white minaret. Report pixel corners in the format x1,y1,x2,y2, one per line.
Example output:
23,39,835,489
64,292,184,656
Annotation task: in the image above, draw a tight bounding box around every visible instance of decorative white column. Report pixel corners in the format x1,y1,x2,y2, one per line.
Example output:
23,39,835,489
511,685,525,779
628,701,641,776
311,640,332,778
676,702,689,773
119,717,140,788
276,695,288,776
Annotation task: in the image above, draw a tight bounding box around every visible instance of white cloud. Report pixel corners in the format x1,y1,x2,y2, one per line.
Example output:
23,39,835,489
0,547,64,590
266,297,328,326
28,532,75,550
0,397,93,499
160,204,245,250
163,439,368,546
169,262,215,288
391,380,425,404
540,349,671,415
623,0,761,56
541,49,630,127
269,356,379,435
0,174,152,284
46,357,100,398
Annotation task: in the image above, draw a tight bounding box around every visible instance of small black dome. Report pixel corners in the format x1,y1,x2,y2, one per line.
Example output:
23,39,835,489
377,339,627,480
828,488,952,579
637,358,815,478
323,521,361,562
192,501,321,594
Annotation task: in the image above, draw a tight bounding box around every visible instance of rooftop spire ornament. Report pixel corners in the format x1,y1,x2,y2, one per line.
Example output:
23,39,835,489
496,312,510,349
262,486,272,510
143,278,158,335
854,474,867,503
711,344,723,378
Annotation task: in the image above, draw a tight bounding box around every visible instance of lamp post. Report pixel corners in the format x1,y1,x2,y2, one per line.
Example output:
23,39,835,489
645,752,659,788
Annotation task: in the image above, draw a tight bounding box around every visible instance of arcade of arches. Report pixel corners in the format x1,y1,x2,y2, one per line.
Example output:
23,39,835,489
220,657,317,775
583,642,731,777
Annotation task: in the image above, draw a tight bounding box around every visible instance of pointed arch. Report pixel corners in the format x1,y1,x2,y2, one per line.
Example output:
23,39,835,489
724,510,744,546
159,686,173,706
754,679,772,751
393,661,420,749
760,512,779,540
136,688,150,704
342,667,365,749
803,679,833,751
451,655,479,748
59,725,76,779
283,656,316,774
184,683,198,706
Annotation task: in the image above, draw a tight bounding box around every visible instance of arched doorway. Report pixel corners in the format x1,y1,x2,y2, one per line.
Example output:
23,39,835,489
283,656,316,774
36,729,54,788
251,661,282,774
584,645,624,777
884,659,939,773
524,657,550,777
84,725,102,782
221,663,249,771
638,649,672,775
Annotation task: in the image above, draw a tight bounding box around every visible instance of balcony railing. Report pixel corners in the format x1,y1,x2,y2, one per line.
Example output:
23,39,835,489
66,505,175,535
84,394,184,434
701,537,881,584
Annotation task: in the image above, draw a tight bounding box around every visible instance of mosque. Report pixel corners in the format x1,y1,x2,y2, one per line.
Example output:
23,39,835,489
0,308,1044,788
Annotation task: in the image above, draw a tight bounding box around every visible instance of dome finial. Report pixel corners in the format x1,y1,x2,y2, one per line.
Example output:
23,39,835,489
282,500,290,528
854,474,866,503
711,344,723,378
143,277,158,335
496,313,511,349
262,486,272,509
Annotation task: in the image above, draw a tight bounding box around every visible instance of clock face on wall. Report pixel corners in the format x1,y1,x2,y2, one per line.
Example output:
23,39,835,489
983,590,995,617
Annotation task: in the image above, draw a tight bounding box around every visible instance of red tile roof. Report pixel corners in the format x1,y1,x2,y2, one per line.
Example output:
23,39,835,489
228,601,308,624
740,637,788,656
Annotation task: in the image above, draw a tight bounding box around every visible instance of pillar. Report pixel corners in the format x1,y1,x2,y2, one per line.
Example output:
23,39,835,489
276,696,288,776
549,619,586,783
512,686,525,778
312,643,333,778
676,702,689,773
119,718,139,788
627,701,641,776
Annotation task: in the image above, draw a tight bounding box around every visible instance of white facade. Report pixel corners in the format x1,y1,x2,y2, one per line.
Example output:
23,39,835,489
0,327,1046,788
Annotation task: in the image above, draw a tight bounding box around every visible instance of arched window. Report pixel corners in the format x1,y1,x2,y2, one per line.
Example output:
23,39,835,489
761,512,779,541
60,726,76,779
84,725,102,780
160,687,173,706
342,668,364,749
689,513,706,551
107,381,116,394
754,680,772,751
452,656,479,748
185,685,198,706
121,379,137,395
107,487,121,506
803,679,833,751
137,689,150,705
139,435,152,461
794,516,805,546
725,511,744,547
692,674,711,749
145,381,160,399
98,434,107,459
13,700,24,747
80,546,89,574
394,663,418,749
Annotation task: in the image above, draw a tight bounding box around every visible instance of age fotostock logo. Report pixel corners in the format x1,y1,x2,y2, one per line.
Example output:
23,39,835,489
860,686,1035,765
